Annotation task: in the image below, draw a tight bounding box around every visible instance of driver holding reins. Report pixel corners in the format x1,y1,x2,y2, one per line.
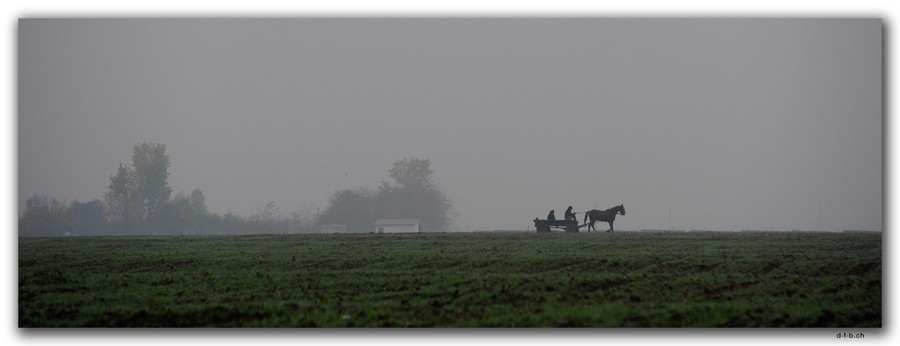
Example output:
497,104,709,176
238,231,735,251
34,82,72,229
564,206,577,221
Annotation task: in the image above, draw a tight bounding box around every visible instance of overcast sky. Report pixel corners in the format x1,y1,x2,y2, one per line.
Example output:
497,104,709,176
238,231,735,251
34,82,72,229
18,18,882,232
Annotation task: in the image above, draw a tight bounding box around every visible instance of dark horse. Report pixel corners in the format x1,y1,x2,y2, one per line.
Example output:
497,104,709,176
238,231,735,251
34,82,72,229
582,204,626,232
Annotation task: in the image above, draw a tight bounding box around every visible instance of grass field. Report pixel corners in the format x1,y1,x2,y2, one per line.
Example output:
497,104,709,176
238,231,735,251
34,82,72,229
18,231,881,327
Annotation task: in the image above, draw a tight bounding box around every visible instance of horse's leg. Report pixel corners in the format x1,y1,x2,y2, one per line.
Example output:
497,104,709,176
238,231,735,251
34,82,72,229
607,220,614,233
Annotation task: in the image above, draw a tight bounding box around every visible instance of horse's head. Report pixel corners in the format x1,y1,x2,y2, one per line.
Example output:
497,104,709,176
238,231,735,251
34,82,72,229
618,204,626,215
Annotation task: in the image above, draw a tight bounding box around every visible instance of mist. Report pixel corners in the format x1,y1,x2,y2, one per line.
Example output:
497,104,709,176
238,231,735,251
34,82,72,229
18,18,882,233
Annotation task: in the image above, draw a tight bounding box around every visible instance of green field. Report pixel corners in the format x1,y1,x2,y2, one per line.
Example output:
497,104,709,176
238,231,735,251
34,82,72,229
18,231,881,327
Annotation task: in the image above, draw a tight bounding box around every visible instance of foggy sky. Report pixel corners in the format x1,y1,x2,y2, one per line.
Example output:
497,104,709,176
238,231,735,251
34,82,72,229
18,18,882,232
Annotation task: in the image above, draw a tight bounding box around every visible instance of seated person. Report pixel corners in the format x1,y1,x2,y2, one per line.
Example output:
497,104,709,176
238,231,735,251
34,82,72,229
547,210,556,220
565,206,576,221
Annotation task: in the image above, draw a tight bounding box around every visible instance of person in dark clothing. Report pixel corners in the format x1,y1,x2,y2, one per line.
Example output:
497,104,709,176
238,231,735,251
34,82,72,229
565,206,576,221
547,210,556,220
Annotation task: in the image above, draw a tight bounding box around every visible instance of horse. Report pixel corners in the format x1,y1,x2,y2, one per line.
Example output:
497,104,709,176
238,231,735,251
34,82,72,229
581,204,626,232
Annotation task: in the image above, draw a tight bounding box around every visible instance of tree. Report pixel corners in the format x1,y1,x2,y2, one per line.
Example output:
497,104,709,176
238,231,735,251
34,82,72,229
20,197,108,237
316,158,454,232
388,158,434,189
318,188,375,233
19,194,69,237
189,188,207,216
254,201,281,223
377,158,453,231
132,142,172,226
66,200,106,236
105,163,140,234
105,142,173,234
289,203,318,233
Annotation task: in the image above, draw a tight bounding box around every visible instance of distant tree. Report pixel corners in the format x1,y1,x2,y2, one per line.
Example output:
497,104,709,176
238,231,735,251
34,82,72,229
132,142,172,226
254,201,281,222
159,192,191,235
316,158,454,232
19,194,69,237
105,163,140,234
104,142,173,234
189,188,207,216
154,188,218,235
180,188,223,235
250,201,289,234
221,211,245,235
290,203,318,233
197,212,222,235
378,158,453,231
66,199,106,236
388,157,435,189
374,182,409,221
318,188,375,233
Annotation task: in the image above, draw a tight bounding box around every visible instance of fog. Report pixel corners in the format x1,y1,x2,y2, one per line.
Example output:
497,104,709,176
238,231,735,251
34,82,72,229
18,18,882,232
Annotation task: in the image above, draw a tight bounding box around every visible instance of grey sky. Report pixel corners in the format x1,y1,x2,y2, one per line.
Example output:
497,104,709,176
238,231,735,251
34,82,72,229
18,18,882,232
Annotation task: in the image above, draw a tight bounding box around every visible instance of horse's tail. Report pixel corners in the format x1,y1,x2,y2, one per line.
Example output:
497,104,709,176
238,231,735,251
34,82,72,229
583,211,589,224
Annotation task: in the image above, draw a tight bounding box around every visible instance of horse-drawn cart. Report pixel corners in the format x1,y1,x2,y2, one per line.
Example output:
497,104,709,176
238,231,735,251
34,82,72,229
533,218,579,233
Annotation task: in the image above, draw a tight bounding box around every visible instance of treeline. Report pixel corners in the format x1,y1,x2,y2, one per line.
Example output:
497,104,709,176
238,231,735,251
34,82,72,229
17,192,317,237
19,142,452,237
19,142,317,237
316,158,453,233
